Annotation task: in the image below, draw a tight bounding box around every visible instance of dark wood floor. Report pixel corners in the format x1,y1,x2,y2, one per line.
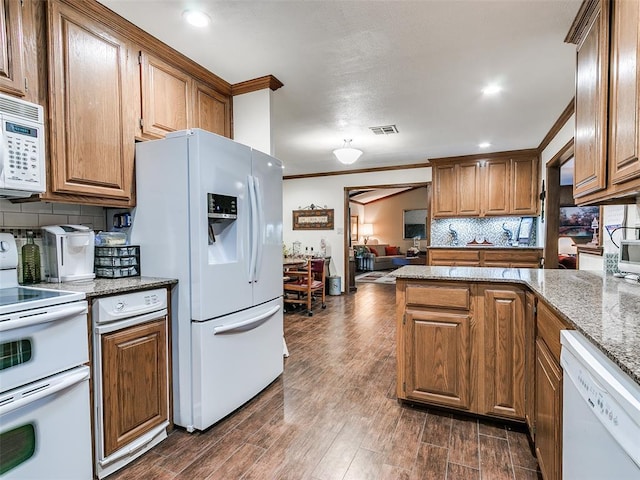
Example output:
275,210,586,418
110,283,540,480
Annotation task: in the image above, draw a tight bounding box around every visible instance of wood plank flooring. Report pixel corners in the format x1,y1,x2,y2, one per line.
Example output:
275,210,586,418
109,283,540,480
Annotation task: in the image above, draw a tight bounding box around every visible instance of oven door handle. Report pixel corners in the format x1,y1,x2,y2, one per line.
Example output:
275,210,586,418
0,304,88,333
213,305,280,334
0,367,89,416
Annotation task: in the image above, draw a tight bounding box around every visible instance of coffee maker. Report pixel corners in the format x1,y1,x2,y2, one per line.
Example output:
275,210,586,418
42,225,95,282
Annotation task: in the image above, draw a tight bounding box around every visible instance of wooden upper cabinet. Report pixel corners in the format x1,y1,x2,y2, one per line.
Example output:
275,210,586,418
568,0,640,204
432,154,538,218
573,0,609,198
608,0,640,186
480,286,526,420
0,0,25,96
483,159,510,215
194,80,231,137
46,1,135,203
140,52,192,138
510,156,539,214
433,164,457,217
457,162,481,216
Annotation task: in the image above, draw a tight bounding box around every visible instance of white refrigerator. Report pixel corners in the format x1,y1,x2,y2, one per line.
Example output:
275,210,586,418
131,129,284,431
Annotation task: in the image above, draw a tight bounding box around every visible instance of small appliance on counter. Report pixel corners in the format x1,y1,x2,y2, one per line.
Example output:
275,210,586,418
42,225,95,282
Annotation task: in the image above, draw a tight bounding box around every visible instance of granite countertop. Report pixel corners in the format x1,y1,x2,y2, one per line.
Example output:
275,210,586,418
32,276,178,298
427,245,543,249
392,266,640,386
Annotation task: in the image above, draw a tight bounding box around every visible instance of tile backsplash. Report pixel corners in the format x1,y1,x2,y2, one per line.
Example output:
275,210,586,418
0,199,106,230
431,217,537,247
0,199,106,283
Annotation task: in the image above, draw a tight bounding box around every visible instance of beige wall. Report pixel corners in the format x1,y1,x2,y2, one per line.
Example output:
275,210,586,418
362,187,428,252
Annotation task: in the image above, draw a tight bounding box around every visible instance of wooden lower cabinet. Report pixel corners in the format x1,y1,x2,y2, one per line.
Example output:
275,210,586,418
524,292,537,437
535,338,562,480
480,286,525,420
403,308,473,410
101,317,169,457
428,248,542,268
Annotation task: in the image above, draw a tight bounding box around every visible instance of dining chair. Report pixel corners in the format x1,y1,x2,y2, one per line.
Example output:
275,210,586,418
283,258,326,316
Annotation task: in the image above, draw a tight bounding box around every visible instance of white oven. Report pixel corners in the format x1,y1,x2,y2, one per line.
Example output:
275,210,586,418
0,233,92,478
0,366,92,479
0,299,88,392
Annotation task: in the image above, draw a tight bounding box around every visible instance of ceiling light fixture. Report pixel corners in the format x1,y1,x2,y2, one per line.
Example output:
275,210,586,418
478,142,491,149
182,10,211,28
333,139,363,165
482,84,502,95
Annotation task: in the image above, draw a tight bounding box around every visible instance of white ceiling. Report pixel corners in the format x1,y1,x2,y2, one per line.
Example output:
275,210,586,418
100,0,582,176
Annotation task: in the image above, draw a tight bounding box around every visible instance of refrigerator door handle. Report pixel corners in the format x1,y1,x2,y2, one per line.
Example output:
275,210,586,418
253,176,264,283
212,305,281,334
247,175,259,283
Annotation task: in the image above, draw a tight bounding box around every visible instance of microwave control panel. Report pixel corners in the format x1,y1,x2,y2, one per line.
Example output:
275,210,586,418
1,117,45,192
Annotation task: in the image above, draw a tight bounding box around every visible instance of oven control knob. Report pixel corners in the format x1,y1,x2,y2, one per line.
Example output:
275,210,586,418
0,240,9,252
114,301,125,312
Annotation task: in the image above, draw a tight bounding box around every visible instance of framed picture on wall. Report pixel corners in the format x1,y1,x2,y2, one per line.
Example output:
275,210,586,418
350,215,358,244
292,208,335,230
559,206,600,245
403,209,427,240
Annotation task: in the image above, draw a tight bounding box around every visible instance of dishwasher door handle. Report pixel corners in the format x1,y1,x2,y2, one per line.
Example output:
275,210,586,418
213,305,280,334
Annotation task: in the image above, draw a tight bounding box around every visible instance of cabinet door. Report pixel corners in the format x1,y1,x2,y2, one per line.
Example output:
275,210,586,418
483,159,510,215
535,338,562,480
433,164,457,217
403,309,472,410
457,162,481,216
574,0,609,198
0,0,25,96
481,287,525,420
101,318,169,457
608,0,640,186
193,80,231,137
47,1,135,201
510,156,539,214
524,292,536,437
140,52,191,138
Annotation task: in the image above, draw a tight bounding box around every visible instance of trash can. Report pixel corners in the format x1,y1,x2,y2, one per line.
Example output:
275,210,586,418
327,276,341,295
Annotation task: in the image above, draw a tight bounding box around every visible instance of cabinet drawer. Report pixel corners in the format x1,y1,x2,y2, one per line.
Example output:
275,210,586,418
429,250,480,262
484,250,541,263
536,301,570,362
405,283,471,310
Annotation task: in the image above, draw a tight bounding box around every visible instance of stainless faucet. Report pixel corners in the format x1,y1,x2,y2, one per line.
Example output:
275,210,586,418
448,224,459,246
502,223,513,244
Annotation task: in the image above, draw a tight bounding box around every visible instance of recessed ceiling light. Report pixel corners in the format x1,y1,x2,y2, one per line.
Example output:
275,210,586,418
182,10,211,28
478,142,491,149
482,84,502,95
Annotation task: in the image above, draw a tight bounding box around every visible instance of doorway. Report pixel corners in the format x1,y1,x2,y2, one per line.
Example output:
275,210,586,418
342,183,431,291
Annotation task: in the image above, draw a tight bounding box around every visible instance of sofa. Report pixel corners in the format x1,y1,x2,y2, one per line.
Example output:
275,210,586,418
354,243,404,271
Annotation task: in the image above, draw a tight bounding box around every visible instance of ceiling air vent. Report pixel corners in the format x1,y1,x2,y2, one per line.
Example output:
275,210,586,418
369,124,399,135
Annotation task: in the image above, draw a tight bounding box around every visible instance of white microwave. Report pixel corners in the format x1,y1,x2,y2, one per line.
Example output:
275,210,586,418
0,93,46,198
618,239,640,276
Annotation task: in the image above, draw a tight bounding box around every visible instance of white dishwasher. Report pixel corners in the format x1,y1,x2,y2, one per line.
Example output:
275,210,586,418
561,330,640,479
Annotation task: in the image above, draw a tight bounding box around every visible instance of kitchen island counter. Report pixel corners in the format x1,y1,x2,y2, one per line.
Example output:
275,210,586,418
32,276,177,298
392,266,640,386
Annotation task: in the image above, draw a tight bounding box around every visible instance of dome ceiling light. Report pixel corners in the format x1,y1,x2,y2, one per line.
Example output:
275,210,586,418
333,139,363,165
